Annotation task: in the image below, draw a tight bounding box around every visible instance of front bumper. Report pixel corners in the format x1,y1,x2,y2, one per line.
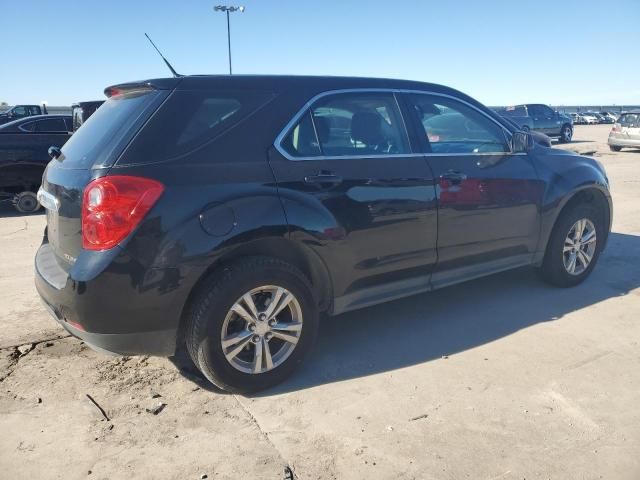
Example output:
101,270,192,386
35,242,180,356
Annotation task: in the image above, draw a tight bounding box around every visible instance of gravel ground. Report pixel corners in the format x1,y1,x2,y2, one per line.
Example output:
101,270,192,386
1,124,639,479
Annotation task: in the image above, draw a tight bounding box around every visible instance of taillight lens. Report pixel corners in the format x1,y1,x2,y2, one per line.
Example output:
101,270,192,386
82,176,164,251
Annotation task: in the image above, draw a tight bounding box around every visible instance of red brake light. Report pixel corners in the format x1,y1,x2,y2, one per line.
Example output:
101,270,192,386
82,176,164,251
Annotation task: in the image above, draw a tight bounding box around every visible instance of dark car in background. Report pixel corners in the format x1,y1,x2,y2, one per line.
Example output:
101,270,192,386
500,116,552,147
496,104,573,143
71,100,104,131
0,115,72,212
35,75,611,393
0,104,45,125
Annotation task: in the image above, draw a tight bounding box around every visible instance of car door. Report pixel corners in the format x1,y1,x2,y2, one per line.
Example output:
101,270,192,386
268,90,438,312
529,104,558,135
402,92,543,289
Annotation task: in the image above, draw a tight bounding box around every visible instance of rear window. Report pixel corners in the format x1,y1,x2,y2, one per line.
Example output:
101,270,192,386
58,89,166,169
120,90,276,165
498,106,527,117
619,114,640,127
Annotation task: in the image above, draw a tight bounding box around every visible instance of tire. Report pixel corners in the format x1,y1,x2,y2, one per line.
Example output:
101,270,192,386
559,124,573,143
539,203,604,287
185,256,319,393
14,191,40,213
610,145,622,152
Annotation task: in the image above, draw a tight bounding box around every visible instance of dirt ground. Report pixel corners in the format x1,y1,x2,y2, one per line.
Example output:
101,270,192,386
1,125,639,480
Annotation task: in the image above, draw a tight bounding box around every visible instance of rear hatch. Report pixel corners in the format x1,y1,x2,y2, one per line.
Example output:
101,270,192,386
616,113,640,141
39,82,174,272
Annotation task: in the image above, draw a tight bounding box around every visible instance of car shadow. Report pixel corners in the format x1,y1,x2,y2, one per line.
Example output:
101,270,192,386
0,203,44,218
171,232,640,395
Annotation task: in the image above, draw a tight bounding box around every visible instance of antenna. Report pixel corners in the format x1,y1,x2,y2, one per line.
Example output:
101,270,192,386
144,33,182,78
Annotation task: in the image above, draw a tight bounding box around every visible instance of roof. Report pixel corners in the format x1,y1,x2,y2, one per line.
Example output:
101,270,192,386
106,74,468,99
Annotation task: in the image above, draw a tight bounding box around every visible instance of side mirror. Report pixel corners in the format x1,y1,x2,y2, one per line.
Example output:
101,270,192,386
511,131,532,153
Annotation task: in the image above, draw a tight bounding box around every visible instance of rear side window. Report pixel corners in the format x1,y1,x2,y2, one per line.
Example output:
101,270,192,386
500,106,527,117
122,90,276,164
281,92,410,159
35,118,67,132
619,114,640,127
60,89,166,169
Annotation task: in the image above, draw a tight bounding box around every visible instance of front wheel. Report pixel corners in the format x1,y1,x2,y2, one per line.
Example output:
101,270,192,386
539,203,604,287
610,145,622,152
185,256,318,393
559,124,573,143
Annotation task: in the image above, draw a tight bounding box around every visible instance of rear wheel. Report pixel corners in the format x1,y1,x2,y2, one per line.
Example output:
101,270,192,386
539,203,604,287
559,124,573,143
610,145,622,152
185,256,318,393
13,191,40,214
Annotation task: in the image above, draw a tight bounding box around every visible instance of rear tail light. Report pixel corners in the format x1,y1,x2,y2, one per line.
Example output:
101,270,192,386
82,176,164,250
612,123,621,132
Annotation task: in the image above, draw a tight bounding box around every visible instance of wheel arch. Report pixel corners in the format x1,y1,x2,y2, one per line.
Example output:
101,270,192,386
536,185,611,265
175,236,333,347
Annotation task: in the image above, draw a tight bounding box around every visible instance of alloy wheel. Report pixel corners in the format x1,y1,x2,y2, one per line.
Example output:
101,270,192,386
563,218,596,275
220,285,303,374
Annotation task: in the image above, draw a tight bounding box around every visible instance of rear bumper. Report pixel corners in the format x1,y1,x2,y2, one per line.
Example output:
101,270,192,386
608,136,640,147
34,242,180,356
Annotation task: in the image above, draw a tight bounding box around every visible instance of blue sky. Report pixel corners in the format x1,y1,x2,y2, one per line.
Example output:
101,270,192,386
2,0,639,106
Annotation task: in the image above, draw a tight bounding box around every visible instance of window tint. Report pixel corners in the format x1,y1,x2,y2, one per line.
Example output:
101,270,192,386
13,106,26,116
20,121,36,132
35,118,67,132
28,106,41,115
281,111,321,157
499,106,527,117
307,92,409,157
528,105,553,118
619,114,640,127
61,89,166,169
123,90,275,164
407,94,509,154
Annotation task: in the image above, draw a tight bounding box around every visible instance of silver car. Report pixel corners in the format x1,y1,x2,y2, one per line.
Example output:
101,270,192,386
609,110,640,151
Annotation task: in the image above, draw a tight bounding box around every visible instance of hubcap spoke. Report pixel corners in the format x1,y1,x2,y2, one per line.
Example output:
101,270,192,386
224,334,254,361
242,293,259,320
579,248,593,265
271,322,303,333
263,338,274,370
272,331,299,345
270,291,294,320
222,330,252,349
231,303,257,324
581,229,596,244
567,252,577,273
252,337,263,373
264,287,285,319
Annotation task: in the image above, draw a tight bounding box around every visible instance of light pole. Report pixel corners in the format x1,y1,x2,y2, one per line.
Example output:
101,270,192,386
213,5,245,75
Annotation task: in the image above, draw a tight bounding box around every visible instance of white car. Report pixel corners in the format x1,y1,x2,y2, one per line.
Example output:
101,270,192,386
580,113,598,125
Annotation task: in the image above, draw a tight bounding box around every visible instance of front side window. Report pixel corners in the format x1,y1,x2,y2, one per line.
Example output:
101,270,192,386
407,93,509,154
12,106,26,116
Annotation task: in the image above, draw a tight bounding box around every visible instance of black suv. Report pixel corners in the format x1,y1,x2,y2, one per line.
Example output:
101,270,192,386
35,76,612,393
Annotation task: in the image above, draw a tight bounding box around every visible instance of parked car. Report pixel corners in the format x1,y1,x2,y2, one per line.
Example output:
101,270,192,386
570,113,583,125
71,100,104,131
35,75,612,393
501,116,552,147
580,113,598,125
495,104,573,142
0,104,46,125
608,110,640,151
600,112,618,123
0,115,72,212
